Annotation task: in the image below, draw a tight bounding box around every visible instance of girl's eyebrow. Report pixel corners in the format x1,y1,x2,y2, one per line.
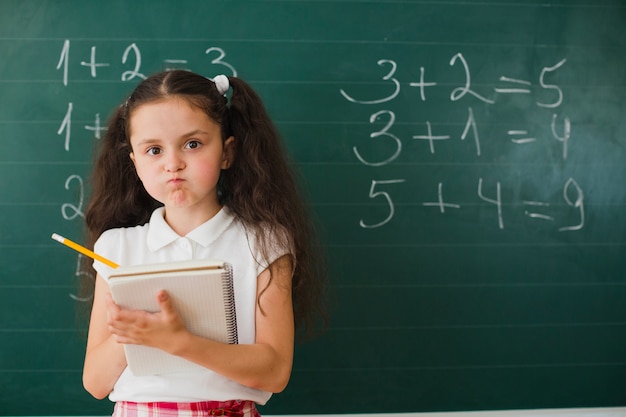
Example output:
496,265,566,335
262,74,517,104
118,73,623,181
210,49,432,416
133,138,161,147
133,130,210,146
181,129,210,139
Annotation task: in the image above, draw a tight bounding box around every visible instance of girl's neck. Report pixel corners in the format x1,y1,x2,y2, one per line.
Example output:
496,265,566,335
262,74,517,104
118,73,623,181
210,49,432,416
163,204,222,237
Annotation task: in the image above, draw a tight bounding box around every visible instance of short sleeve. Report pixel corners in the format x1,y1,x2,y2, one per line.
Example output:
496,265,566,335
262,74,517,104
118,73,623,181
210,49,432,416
93,228,123,280
249,225,292,276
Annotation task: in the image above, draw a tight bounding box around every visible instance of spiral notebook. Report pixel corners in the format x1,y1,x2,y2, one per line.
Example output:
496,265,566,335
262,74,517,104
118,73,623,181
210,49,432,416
108,259,237,376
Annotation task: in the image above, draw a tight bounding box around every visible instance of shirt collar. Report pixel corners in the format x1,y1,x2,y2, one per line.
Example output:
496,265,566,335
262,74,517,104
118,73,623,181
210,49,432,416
146,206,235,252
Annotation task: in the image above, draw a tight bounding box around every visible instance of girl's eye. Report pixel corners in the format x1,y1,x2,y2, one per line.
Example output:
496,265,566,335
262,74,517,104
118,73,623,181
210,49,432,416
186,140,202,149
147,147,162,156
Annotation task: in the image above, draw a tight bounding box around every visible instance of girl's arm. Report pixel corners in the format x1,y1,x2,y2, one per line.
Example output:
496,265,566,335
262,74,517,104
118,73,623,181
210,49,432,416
106,254,295,393
82,274,128,399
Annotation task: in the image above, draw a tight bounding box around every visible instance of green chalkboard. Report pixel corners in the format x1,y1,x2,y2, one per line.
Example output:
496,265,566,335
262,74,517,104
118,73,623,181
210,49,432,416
1,0,625,415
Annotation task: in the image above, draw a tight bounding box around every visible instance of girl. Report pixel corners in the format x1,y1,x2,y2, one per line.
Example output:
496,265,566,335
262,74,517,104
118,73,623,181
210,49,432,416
80,70,326,417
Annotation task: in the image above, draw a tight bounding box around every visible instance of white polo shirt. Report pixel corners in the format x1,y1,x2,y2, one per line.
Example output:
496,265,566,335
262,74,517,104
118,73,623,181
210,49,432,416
93,207,286,404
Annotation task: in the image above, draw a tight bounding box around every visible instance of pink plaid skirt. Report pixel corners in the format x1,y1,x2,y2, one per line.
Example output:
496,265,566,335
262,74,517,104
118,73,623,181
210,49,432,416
112,400,261,417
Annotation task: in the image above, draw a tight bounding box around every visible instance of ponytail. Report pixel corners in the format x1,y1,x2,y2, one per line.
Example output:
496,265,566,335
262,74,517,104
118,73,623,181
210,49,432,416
223,77,327,336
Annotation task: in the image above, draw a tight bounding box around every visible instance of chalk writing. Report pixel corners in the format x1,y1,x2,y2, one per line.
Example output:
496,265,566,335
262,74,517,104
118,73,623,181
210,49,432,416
422,183,461,213
409,66,437,101
56,40,239,84
551,113,571,160
341,53,567,106
80,46,110,78
205,47,238,77
56,102,73,151
449,52,495,104
68,254,94,302
164,59,189,71
524,200,554,221
56,39,70,86
359,179,406,229
537,58,567,108
413,121,451,154
495,76,532,94
84,113,106,140
353,110,402,166
121,42,146,81
478,178,504,230
340,59,399,104
359,176,583,230
522,178,584,230
559,178,584,231
460,107,481,156
61,174,85,221
340,53,579,231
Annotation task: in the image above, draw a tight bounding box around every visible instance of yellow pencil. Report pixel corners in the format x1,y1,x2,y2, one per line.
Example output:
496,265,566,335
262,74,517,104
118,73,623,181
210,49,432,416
51,233,119,269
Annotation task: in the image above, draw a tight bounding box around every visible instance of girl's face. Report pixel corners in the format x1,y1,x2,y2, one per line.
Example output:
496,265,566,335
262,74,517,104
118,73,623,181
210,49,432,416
129,97,234,219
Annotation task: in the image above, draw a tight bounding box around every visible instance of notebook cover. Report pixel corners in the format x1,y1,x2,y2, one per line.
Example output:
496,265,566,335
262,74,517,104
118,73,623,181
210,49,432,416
108,260,237,376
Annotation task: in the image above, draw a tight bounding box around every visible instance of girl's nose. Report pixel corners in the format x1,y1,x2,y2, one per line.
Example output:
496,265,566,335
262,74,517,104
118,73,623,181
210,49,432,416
164,151,185,172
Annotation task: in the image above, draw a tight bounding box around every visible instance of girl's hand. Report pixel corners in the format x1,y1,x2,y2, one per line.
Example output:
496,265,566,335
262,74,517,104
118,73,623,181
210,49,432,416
105,290,189,354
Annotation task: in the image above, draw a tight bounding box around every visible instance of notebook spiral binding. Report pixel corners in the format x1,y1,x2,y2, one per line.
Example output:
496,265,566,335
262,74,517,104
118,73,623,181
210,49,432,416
222,262,238,344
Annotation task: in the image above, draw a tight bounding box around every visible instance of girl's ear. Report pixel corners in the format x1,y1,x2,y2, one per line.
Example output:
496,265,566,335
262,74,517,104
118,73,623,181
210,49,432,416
221,136,235,169
129,152,137,166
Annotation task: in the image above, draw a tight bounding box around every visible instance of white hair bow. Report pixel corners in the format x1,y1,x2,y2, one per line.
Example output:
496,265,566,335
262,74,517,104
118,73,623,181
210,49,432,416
213,74,230,95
